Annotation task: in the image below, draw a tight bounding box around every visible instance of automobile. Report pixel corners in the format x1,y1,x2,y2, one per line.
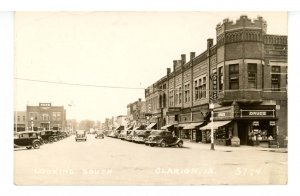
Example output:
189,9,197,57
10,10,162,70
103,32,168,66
144,130,158,145
145,130,183,147
133,130,151,143
40,130,58,143
95,130,104,139
118,130,127,140
75,130,87,142
14,131,43,149
125,131,134,141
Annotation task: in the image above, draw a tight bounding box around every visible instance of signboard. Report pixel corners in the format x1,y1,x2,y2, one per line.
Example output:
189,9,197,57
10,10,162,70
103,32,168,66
270,121,276,126
252,121,259,126
211,72,217,100
213,106,234,120
240,109,275,118
167,107,181,113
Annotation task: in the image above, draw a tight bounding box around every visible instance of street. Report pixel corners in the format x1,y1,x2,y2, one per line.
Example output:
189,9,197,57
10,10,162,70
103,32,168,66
14,134,287,185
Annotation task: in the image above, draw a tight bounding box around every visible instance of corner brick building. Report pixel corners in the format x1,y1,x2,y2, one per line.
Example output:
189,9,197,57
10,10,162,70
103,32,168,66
145,15,287,147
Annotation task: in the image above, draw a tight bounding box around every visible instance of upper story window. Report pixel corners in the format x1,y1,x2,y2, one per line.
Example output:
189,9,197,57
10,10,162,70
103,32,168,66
23,116,25,121
53,112,61,121
178,87,182,104
169,90,174,107
229,64,239,90
17,116,20,122
202,77,206,98
271,66,281,91
248,63,257,89
194,80,198,100
42,113,50,121
29,112,38,120
218,66,224,91
184,83,190,103
194,75,207,100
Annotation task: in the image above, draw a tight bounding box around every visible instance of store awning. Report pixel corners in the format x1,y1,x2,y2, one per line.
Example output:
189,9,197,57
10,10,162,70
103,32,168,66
178,123,189,128
146,123,156,130
116,125,124,131
200,120,232,130
183,122,204,130
161,123,177,129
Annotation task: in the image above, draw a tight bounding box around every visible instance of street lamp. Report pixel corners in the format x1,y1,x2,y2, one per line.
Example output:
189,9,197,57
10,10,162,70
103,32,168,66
48,121,51,130
209,103,215,150
30,117,34,132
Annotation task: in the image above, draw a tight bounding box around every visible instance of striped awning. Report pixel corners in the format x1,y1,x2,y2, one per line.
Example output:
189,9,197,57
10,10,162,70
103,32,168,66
146,123,156,130
161,123,177,129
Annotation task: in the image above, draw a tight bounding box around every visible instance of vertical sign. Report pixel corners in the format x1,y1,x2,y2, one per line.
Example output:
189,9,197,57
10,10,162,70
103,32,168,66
211,72,218,100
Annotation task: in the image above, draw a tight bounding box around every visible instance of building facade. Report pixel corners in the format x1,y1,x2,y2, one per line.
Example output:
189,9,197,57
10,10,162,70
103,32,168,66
26,103,67,131
145,15,287,147
14,111,27,132
127,98,147,128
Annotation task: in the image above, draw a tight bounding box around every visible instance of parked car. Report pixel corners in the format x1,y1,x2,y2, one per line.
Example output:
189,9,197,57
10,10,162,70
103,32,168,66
14,131,43,149
133,130,151,143
118,130,127,140
75,130,87,142
125,131,134,141
95,130,104,139
145,130,183,147
40,130,57,143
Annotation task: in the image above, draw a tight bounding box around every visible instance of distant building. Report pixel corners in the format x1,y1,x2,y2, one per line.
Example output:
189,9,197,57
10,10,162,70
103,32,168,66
14,111,27,132
26,103,67,131
127,98,146,128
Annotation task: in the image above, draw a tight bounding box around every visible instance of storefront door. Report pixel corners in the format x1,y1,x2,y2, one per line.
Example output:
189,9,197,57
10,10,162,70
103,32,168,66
238,121,248,145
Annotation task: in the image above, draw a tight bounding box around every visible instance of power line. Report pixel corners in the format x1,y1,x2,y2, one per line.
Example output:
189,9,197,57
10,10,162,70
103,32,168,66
14,77,145,90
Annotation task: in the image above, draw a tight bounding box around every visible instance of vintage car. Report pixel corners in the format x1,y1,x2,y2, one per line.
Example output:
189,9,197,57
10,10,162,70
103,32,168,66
145,130,183,147
14,131,43,149
95,130,104,139
75,130,87,142
118,130,127,140
133,130,151,143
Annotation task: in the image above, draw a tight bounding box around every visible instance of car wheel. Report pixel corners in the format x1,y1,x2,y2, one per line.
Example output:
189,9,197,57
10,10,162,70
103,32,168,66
32,141,40,149
160,141,166,147
150,143,155,147
26,146,32,149
177,141,183,148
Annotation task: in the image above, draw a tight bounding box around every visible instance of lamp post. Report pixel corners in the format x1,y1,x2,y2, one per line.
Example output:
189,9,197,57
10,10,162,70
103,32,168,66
48,121,51,130
209,103,215,150
30,117,34,132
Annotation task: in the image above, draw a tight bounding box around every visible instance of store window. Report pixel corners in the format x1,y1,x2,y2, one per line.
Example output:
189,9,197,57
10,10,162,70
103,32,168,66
271,66,280,91
229,64,239,90
248,63,257,89
218,66,224,91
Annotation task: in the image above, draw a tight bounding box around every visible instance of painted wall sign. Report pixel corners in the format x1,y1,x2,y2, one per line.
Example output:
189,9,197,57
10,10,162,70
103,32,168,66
240,109,275,118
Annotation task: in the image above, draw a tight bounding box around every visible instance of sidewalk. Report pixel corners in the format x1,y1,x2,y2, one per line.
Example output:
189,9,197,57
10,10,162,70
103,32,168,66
183,140,288,153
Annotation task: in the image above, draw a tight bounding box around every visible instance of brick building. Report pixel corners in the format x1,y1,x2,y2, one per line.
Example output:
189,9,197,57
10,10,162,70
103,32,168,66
14,111,27,132
127,98,147,128
26,103,67,131
145,15,287,147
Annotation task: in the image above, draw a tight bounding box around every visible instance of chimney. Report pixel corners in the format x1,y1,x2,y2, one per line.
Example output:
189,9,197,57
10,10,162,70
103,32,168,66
207,39,213,50
181,54,186,65
173,60,177,71
167,68,171,75
190,52,196,61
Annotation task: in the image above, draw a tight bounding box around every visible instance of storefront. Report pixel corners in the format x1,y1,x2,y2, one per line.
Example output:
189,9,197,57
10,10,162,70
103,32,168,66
199,106,234,145
182,122,204,142
237,106,278,147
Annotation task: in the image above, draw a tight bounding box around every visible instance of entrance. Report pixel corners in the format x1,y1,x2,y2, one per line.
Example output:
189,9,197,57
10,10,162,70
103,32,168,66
238,121,248,145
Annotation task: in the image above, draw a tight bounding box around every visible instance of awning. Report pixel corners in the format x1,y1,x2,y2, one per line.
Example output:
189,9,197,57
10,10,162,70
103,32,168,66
183,122,204,130
178,123,189,128
200,120,232,130
116,125,124,131
146,123,156,130
161,123,177,129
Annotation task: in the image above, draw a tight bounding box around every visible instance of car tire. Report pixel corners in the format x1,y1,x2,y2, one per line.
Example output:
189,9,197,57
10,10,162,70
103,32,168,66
177,141,183,148
150,144,154,147
32,141,40,149
160,141,166,148
26,146,32,149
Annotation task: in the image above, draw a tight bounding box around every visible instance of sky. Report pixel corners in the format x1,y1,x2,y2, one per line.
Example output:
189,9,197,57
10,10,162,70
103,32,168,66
14,12,288,122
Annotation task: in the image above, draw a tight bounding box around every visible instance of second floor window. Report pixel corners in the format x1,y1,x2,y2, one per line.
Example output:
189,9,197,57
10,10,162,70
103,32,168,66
248,63,257,89
229,64,239,90
184,83,190,103
178,87,182,104
271,66,281,91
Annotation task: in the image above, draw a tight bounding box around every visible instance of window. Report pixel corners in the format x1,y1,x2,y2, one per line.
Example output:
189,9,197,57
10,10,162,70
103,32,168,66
17,116,20,122
202,77,206,98
218,66,224,91
29,112,38,120
42,113,49,121
271,66,280,91
248,63,257,89
199,79,202,98
23,116,25,121
229,64,239,90
179,87,182,104
184,83,190,103
53,112,61,121
169,90,174,107
194,80,198,100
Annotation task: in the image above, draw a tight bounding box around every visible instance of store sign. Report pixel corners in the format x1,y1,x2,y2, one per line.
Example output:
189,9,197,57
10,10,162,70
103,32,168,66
270,121,276,126
168,107,181,113
210,73,218,100
240,109,275,118
252,121,259,126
